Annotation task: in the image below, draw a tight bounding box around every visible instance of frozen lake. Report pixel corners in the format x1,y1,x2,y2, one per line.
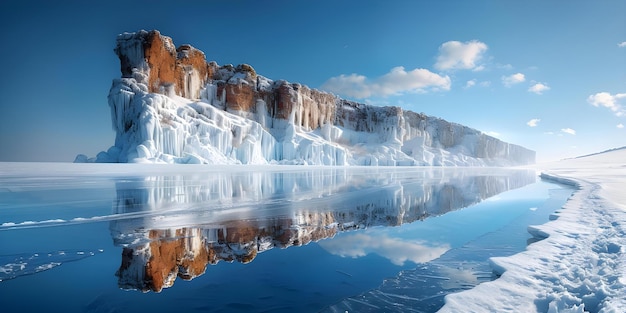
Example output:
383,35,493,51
0,163,572,312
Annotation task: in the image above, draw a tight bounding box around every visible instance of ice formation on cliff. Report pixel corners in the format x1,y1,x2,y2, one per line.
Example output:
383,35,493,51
79,30,535,166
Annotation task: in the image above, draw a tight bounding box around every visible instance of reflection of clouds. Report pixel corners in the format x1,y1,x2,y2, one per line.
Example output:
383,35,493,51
318,233,450,266
437,266,480,289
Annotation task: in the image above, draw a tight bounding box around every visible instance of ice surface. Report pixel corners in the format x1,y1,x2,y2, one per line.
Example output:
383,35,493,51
2,161,589,312
323,182,573,312
0,250,102,281
0,163,537,296
438,148,626,312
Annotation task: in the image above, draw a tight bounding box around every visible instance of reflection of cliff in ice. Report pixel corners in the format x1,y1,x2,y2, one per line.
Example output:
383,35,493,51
109,168,536,292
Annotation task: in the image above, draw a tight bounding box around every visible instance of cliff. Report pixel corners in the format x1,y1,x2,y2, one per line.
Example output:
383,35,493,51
83,30,535,166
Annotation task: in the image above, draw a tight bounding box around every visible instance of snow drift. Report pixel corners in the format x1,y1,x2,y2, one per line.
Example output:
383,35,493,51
439,148,626,312
79,30,535,166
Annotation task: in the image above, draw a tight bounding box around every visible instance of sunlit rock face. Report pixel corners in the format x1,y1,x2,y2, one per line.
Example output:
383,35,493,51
110,169,536,292
92,29,535,165
115,30,212,99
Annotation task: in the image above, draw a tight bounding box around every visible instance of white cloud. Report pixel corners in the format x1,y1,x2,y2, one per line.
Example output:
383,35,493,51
528,83,550,94
320,67,451,99
434,40,488,71
561,128,576,135
617,123,624,129
544,131,555,135
465,79,491,89
318,232,449,266
587,92,626,116
473,65,486,72
527,118,540,127
485,131,501,138
502,73,526,87
618,42,626,48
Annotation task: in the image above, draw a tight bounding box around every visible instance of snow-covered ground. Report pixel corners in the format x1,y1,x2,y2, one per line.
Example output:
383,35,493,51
439,148,626,313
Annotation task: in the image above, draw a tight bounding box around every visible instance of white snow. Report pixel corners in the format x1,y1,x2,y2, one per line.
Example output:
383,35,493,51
439,148,626,313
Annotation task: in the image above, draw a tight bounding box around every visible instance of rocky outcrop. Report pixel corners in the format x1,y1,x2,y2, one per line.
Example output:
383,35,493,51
95,30,535,166
115,30,212,99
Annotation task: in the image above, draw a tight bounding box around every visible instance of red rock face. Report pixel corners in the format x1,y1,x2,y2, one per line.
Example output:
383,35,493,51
223,83,256,112
114,30,339,131
115,30,211,99
274,82,296,120
176,44,211,99
143,31,179,94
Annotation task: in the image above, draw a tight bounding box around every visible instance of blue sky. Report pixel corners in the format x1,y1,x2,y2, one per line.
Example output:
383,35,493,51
0,0,624,162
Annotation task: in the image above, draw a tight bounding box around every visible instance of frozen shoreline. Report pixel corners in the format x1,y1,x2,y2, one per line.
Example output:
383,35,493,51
439,149,626,313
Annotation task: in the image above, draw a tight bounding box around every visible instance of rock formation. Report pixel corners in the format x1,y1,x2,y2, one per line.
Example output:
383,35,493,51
82,30,535,166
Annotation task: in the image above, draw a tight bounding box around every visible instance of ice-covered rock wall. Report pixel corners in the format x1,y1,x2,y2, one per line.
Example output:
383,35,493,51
82,29,535,166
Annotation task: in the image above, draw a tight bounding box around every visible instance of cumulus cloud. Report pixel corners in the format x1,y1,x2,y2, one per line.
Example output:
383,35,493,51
502,73,526,87
561,128,576,135
527,118,540,127
528,83,550,94
320,66,451,99
318,232,449,266
617,123,624,129
473,65,486,72
434,40,488,71
587,92,626,116
465,79,491,89
618,42,626,48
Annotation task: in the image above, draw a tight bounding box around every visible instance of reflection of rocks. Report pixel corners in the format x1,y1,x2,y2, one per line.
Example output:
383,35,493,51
111,169,536,292
115,219,340,292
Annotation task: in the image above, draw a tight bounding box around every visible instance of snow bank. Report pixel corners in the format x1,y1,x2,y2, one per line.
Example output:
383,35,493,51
439,148,626,313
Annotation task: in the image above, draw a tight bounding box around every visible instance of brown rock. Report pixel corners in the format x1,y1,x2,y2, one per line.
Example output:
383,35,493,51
142,31,178,94
115,30,210,99
115,30,341,132
224,82,256,112
176,44,211,99
274,81,296,120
